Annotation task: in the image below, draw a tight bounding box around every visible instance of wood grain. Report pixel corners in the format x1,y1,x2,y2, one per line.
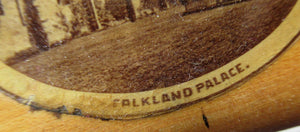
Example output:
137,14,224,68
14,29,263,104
0,38,299,132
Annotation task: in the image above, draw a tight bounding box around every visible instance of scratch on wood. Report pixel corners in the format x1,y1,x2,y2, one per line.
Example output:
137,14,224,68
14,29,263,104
202,114,210,128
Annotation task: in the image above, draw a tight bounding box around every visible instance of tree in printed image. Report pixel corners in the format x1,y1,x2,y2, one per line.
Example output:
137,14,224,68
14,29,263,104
23,0,49,51
0,0,4,15
126,0,136,22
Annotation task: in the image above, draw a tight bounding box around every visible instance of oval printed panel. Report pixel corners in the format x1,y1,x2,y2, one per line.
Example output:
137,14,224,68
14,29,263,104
0,0,299,119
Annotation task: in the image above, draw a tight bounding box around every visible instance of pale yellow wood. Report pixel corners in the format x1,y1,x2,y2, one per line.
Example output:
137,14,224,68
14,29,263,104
0,39,299,132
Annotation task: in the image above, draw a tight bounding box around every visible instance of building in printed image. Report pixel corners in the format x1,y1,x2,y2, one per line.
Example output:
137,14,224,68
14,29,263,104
0,0,244,62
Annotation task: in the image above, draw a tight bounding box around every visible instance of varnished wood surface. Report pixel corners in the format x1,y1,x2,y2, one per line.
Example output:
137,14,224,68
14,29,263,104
0,39,299,132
